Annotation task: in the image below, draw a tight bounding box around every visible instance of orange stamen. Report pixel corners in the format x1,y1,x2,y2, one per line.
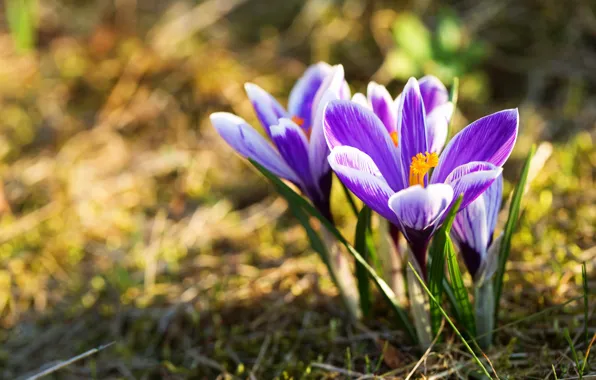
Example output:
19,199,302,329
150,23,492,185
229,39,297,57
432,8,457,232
291,115,305,127
409,152,439,187
390,131,399,147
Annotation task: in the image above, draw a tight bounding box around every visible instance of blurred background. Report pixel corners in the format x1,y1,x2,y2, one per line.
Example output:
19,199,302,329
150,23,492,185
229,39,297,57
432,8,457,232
0,0,594,378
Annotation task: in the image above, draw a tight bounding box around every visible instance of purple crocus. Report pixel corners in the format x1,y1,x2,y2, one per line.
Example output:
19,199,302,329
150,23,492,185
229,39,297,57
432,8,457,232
452,174,503,282
352,76,454,155
210,63,348,220
324,77,518,275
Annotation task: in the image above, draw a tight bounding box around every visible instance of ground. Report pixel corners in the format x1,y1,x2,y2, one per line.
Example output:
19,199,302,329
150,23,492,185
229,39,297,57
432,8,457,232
0,0,595,379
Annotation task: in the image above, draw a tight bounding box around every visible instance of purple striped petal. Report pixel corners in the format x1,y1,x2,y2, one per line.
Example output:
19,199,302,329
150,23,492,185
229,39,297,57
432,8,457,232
388,184,453,273
419,75,449,113
388,184,454,231
367,82,397,134
210,112,299,183
270,118,312,191
328,146,398,225
324,100,404,191
288,62,333,130
396,78,428,187
445,161,502,210
432,109,519,183
244,83,288,137
451,174,503,278
309,65,346,189
485,173,503,239
426,102,453,154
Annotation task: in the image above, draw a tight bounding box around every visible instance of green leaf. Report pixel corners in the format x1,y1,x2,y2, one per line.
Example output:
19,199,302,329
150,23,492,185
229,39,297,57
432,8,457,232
446,231,476,337
436,9,463,55
407,262,493,377
250,159,417,343
493,145,536,319
6,0,37,53
392,12,432,64
427,195,463,337
354,207,373,317
339,180,359,218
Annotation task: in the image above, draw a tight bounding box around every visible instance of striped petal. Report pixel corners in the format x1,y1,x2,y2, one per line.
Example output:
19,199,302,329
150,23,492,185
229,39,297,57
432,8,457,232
324,100,404,191
244,83,288,137
367,81,397,134
432,109,519,183
328,146,398,225
396,78,428,188
211,112,299,183
288,62,333,130
270,118,312,191
419,75,449,114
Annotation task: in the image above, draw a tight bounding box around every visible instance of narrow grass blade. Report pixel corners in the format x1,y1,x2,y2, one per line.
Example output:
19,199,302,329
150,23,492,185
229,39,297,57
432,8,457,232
493,145,536,319
442,278,462,323
407,262,492,378
446,231,476,337
250,160,417,343
354,207,372,317
428,195,462,337
582,262,589,347
445,77,459,143
6,0,37,53
563,328,581,377
25,341,115,380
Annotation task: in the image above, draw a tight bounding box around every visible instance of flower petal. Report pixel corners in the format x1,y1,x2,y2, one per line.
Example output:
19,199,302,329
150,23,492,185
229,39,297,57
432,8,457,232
484,173,503,238
432,109,519,183
396,77,428,187
445,161,502,210
210,112,299,183
244,83,288,137
309,65,346,190
324,100,404,190
426,102,453,154
388,183,454,231
367,81,397,134
288,62,333,130
451,174,502,278
351,92,369,108
419,75,449,113
270,118,312,191
328,146,398,225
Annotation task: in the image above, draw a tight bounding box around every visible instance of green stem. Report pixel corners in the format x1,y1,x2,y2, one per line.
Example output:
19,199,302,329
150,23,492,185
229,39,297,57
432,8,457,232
475,280,495,349
406,260,432,350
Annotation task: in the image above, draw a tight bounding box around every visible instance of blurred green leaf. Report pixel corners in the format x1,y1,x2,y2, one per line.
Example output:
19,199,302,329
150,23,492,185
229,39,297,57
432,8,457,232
436,10,463,55
6,0,37,53
392,13,432,64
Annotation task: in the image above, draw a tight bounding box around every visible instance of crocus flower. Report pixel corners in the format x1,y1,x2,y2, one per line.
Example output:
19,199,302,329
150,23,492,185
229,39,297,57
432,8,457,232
452,173,503,283
210,63,348,220
352,76,454,155
324,77,518,275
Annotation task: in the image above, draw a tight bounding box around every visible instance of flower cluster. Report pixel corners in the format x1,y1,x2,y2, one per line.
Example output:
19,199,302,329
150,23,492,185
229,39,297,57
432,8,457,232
210,62,519,349
210,62,517,280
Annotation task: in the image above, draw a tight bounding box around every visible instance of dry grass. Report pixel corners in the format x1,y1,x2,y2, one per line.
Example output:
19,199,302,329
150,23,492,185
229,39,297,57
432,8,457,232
0,0,595,378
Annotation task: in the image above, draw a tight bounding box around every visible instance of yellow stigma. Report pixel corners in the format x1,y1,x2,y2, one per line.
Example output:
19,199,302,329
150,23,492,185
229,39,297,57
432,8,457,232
389,131,399,147
409,152,439,187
